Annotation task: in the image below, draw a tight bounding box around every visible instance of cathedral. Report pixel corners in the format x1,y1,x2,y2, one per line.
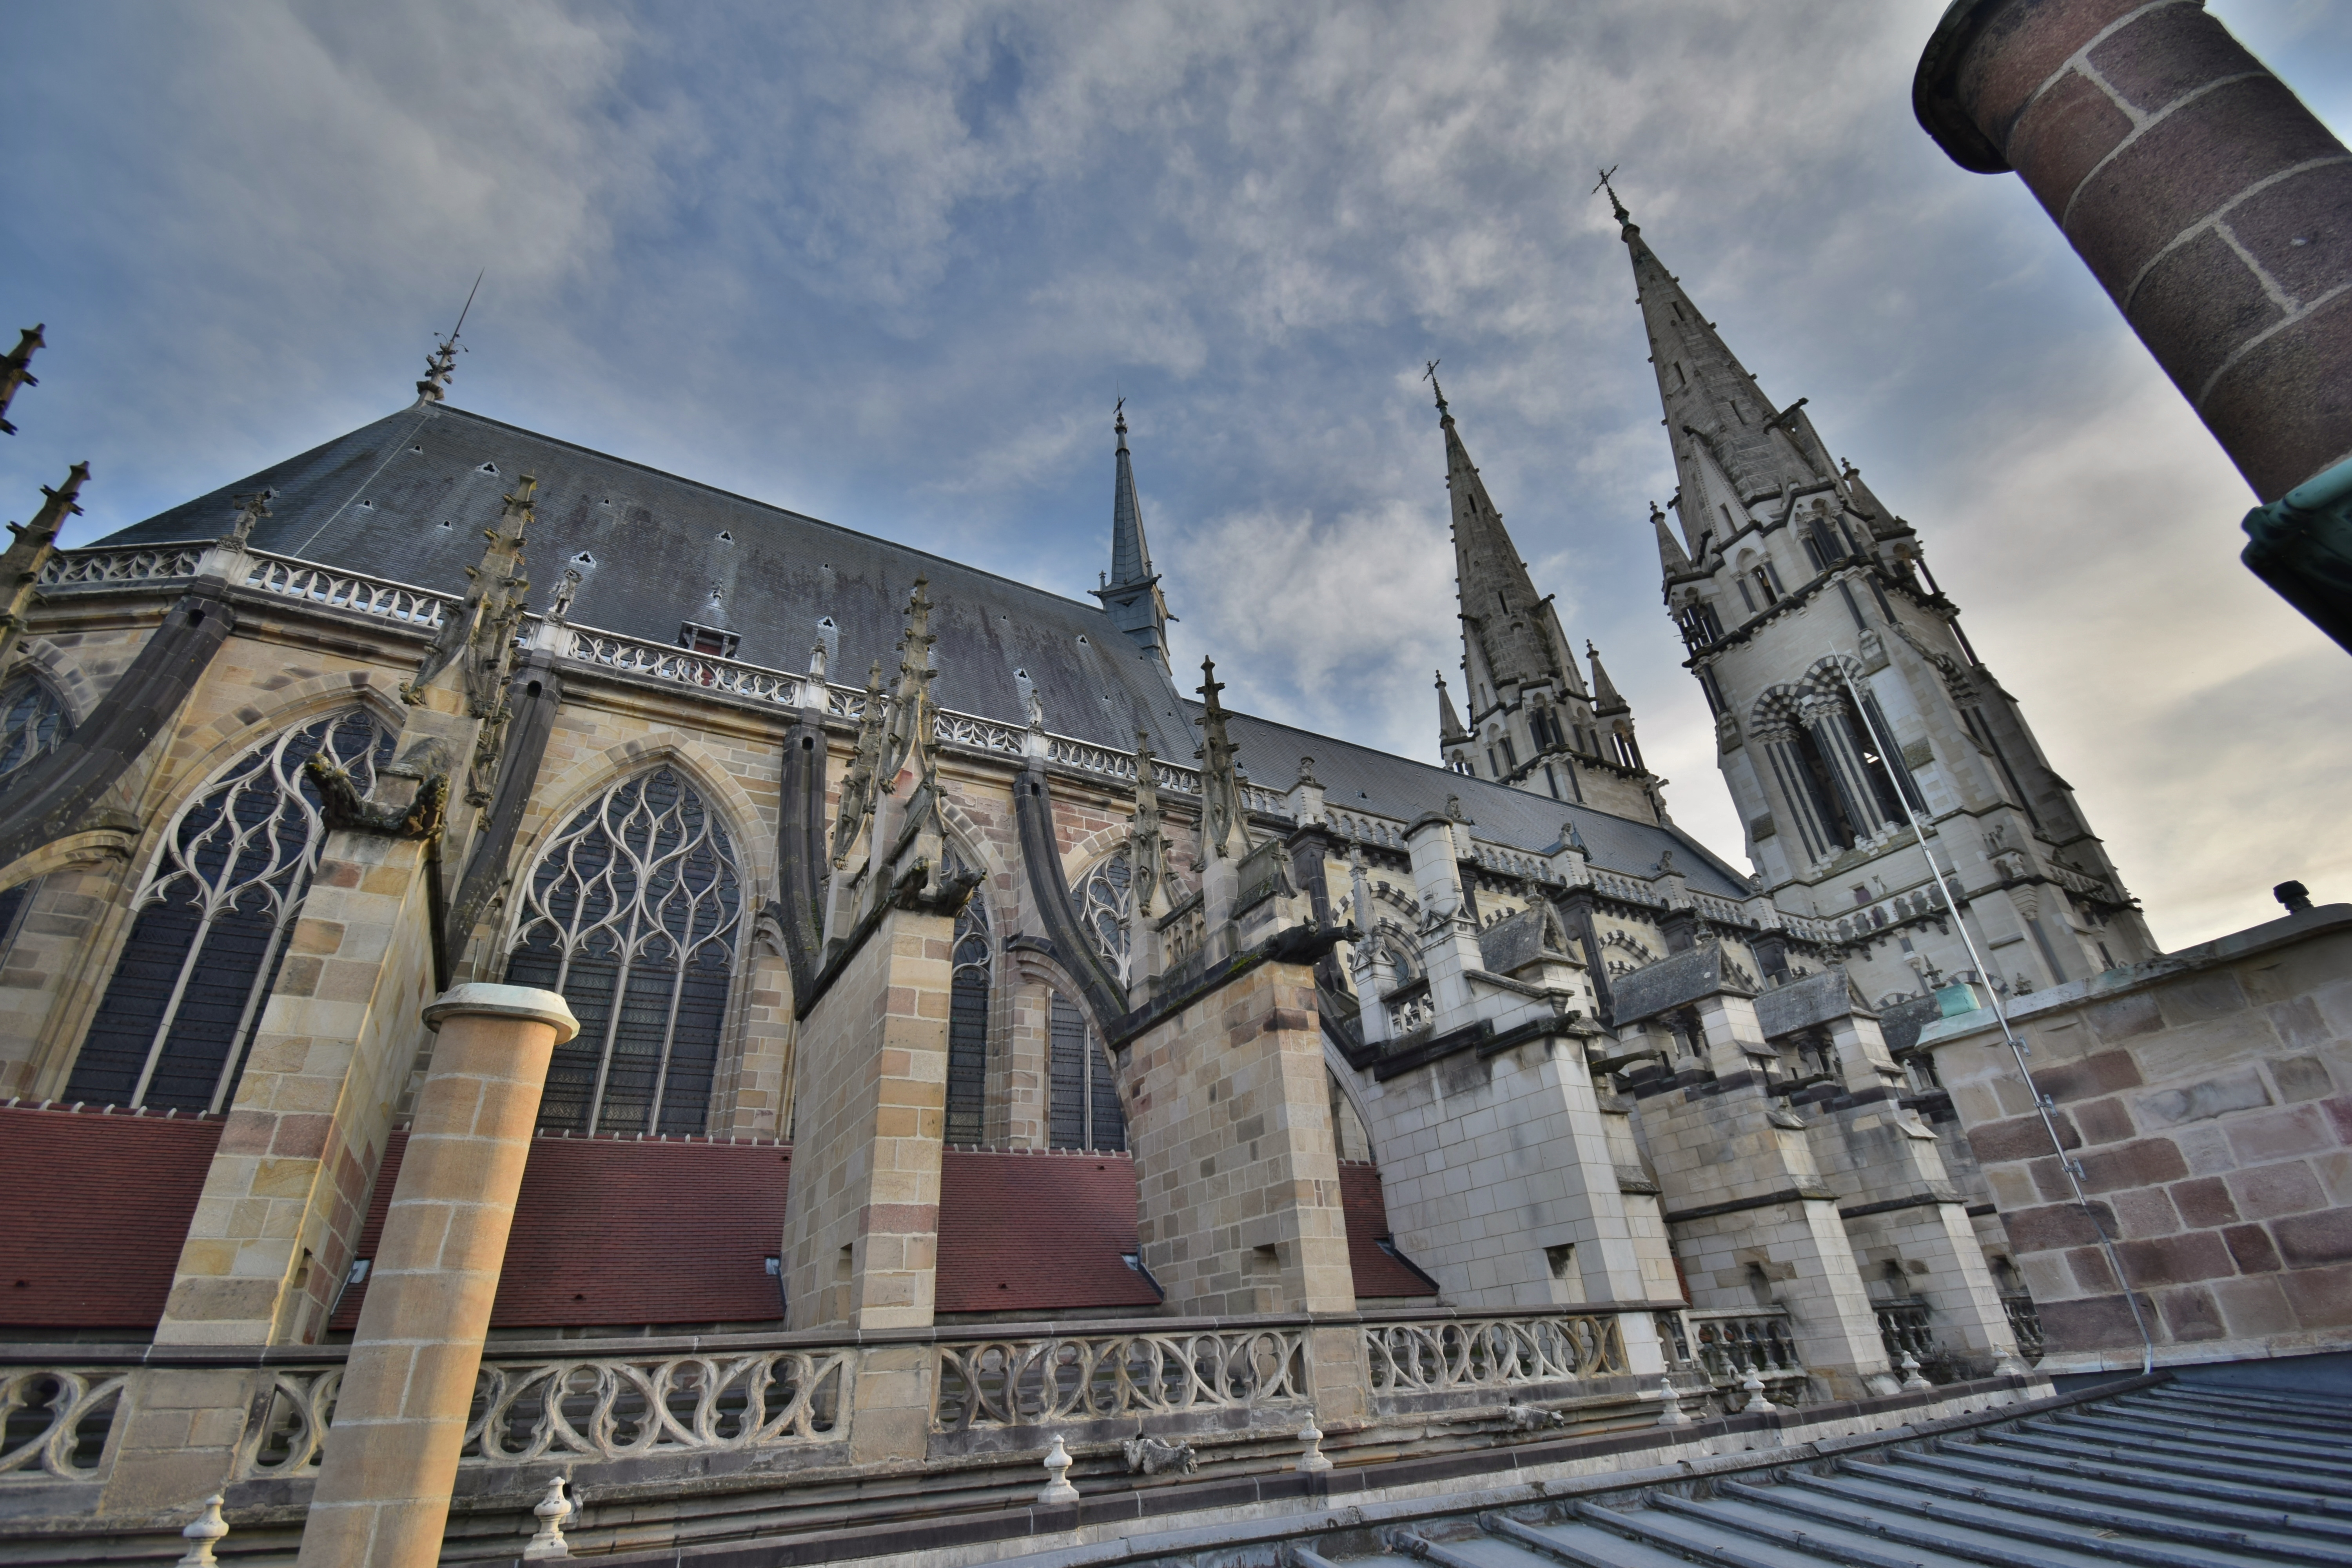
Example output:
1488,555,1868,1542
0,187,2343,1568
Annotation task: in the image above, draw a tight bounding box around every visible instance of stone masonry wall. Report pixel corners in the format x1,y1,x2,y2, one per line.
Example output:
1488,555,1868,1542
1925,906,2352,1372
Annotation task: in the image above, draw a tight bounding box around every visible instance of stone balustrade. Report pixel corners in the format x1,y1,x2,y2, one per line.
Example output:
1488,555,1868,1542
2,1305,1694,1497
1679,1307,1805,1393
0,1367,127,1483
932,1325,1308,1432
39,543,209,586
1361,1310,1630,1397
244,552,448,629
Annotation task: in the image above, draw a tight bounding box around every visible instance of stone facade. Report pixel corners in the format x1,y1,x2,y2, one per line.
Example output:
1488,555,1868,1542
0,178,2339,1563
1922,905,2352,1373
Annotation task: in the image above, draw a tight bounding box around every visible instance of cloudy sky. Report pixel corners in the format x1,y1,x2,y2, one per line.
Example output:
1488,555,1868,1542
4,1,2347,951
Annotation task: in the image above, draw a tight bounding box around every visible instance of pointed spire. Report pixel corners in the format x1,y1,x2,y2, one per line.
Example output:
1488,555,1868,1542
1094,399,1172,669
1195,656,1252,861
1587,642,1628,716
403,475,533,712
415,272,482,406
1650,500,1693,578
1437,381,1570,695
1435,670,1470,746
0,325,45,436
1623,214,1830,541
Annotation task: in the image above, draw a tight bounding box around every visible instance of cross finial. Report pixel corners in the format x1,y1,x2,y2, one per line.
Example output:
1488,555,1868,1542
1198,655,1225,711
1114,394,1128,452
1593,164,1629,225
1422,358,1447,416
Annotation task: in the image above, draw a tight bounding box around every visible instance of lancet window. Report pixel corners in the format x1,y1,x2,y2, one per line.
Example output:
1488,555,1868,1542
69,708,394,1112
945,895,991,1144
1047,994,1124,1152
1079,848,1131,985
0,677,69,793
505,765,743,1136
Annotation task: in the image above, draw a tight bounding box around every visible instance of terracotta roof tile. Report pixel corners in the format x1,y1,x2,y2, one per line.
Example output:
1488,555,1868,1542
935,1148,1160,1314
0,1105,224,1329
1340,1160,1441,1299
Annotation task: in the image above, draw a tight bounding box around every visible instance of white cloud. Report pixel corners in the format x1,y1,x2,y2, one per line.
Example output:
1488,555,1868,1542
4,0,2341,953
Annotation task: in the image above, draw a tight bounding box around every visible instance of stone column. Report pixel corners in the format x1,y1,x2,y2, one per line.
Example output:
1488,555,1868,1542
1915,0,2352,503
779,901,953,1465
296,984,577,1568
1121,956,1370,1428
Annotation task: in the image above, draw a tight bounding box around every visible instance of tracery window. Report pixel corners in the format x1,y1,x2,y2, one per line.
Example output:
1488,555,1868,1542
0,678,70,793
1047,994,1125,1152
945,896,991,1144
1079,849,1131,985
69,708,394,1112
505,766,743,1136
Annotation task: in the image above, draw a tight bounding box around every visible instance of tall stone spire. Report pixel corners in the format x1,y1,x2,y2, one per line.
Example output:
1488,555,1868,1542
1435,375,1578,698
1093,400,1173,670
1423,368,1662,820
1619,200,1839,554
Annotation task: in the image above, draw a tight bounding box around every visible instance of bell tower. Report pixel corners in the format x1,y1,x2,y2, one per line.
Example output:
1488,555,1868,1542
1429,372,1667,824
1612,185,2157,1000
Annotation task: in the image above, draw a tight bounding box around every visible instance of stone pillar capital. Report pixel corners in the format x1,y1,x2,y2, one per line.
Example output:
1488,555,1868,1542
421,982,579,1044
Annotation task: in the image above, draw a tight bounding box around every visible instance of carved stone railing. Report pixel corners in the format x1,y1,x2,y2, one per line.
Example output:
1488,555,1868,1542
1384,981,1434,1036
39,543,208,587
1363,1311,1629,1397
1330,810,1409,850
225,1347,854,1479
0,1368,127,1483
1689,893,1747,925
464,1348,851,1463
1159,891,1206,965
562,627,813,708
245,552,448,629
2000,1294,2044,1365
1684,1307,1803,1388
932,1326,1307,1432
1876,1300,1939,1368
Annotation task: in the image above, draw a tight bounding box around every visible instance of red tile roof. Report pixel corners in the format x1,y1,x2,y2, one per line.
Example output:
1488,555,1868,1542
0,1105,224,1329
335,1131,793,1331
38,1118,1436,1336
936,1148,1161,1314
1341,1160,1440,1299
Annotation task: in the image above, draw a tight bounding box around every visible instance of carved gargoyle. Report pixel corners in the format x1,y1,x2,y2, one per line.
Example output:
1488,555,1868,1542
1120,1435,1198,1476
305,757,448,840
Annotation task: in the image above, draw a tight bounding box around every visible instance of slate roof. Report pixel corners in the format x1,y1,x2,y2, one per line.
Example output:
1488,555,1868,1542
97,401,1736,876
0,1105,224,1329
1201,701,1755,899
96,402,1201,759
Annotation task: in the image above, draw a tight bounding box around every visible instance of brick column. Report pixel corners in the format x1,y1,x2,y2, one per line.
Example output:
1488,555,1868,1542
296,984,577,1568
1915,0,2352,502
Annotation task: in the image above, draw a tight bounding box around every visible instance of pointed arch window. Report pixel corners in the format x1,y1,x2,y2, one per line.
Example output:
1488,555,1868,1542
68,709,394,1112
945,896,991,1144
0,677,70,794
1047,994,1124,1152
505,766,743,1136
1079,849,1131,985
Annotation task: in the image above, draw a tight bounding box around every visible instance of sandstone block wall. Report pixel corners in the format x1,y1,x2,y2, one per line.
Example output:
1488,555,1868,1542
1925,906,2352,1371
780,904,952,1331
1122,960,1354,1318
